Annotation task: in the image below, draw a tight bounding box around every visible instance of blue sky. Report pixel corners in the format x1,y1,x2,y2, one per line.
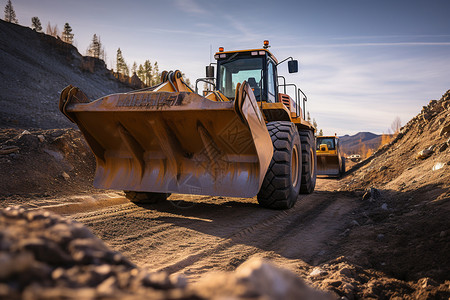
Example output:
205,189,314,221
11,0,450,135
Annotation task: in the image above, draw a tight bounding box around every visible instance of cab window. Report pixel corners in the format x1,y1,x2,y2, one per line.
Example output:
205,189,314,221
316,138,336,150
218,57,263,100
267,61,276,102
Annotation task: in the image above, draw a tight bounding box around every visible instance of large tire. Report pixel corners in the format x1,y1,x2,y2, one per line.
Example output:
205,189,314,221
124,191,170,204
340,157,346,176
257,121,302,209
299,130,317,194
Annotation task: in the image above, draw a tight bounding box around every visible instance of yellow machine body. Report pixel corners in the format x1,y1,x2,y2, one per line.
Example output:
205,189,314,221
316,136,344,176
60,46,315,199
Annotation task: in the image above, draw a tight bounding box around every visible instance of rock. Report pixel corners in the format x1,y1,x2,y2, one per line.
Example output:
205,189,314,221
0,146,20,155
379,166,388,171
16,238,73,265
310,267,327,278
422,113,432,122
442,102,450,110
377,234,385,241
61,172,70,180
418,277,437,288
432,163,445,171
193,257,331,300
440,231,446,238
19,130,31,137
440,124,450,136
381,203,388,210
339,267,353,277
340,228,351,237
97,276,117,295
417,149,433,160
351,220,360,226
439,143,448,152
37,135,45,142
362,187,381,201
169,273,187,288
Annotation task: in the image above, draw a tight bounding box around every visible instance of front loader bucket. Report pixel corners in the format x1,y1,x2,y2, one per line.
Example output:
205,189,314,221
317,155,340,176
59,84,273,198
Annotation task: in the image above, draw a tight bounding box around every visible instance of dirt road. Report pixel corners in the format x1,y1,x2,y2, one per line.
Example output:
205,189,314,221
26,179,351,282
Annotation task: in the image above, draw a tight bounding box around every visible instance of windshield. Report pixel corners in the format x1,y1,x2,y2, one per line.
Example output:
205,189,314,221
218,57,263,100
316,138,336,150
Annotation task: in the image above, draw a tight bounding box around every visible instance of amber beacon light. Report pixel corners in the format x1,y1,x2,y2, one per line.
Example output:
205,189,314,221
263,40,270,48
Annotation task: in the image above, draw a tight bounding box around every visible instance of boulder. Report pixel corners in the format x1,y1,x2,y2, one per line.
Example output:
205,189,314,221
417,149,433,160
193,257,331,300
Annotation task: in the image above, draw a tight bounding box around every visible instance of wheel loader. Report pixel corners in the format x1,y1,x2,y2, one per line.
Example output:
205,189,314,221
59,41,317,209
316,135,345,177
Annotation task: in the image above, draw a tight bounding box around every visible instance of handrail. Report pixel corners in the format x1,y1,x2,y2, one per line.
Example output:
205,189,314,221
277,76,286,94
277,79,309,120
280,83,299,116
298,88,307,119
195,77,216,94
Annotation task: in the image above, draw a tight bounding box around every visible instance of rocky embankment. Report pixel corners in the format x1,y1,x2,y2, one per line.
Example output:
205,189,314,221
0,20,131,129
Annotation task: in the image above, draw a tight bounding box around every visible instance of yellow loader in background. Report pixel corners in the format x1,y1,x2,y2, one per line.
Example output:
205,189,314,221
59,41,317,209
316,135,345,177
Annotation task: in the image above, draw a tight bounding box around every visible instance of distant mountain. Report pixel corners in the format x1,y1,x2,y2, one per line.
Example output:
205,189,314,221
339,132,384,155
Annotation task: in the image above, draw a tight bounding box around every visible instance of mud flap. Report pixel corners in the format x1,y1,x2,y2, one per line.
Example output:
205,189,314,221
59,83,273,198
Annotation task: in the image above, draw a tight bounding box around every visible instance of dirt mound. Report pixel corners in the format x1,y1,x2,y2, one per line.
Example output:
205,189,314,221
0,20,131,129
334,89,450,284
0,206,330,300
0,128,98,203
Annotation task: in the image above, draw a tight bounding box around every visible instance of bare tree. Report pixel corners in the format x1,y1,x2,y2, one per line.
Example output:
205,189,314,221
31,17,42,32
391,116,401,134
46,22,59,37
4,0,18,23
61,22,74,44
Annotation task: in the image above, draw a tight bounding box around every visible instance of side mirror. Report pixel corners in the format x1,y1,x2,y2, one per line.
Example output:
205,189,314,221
288,60,298,73
206,65,215,78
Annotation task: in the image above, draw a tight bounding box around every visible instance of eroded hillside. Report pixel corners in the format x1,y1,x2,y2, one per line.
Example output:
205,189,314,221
0,20,131,129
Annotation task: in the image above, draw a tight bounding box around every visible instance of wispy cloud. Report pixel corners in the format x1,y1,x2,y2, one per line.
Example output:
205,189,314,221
276,46,450,135
173,0,207,15
332,34,450,41
279,42,450,49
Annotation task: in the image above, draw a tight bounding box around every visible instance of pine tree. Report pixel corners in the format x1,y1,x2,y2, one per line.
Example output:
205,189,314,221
143,60,152,85
152,62,160,85
4,0,18,24
137,64,145,83
87,34,104,60
318,129,323,136
61,23,74,44
131,62,137,75
116,48,129,76
31,17,42,32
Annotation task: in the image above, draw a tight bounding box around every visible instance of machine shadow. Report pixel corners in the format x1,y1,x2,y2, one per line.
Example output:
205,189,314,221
132,183,449,283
